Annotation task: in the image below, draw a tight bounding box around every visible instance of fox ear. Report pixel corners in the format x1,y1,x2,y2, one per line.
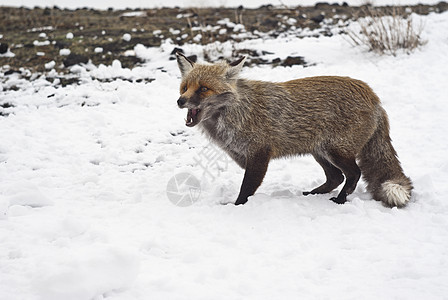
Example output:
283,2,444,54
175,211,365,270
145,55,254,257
176,52,195,77
226,56,246,81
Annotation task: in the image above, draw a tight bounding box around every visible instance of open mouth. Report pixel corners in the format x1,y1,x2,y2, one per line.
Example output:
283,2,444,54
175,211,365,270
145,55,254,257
185,108,201,127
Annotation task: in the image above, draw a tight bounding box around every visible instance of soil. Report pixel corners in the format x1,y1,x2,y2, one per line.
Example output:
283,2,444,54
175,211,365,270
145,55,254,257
0,2,447,74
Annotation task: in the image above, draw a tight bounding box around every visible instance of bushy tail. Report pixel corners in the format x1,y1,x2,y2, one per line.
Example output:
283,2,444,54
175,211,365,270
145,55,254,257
358,108,413,207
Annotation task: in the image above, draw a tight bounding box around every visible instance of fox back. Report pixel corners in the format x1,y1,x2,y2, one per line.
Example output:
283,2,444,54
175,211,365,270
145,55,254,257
176,53,412,208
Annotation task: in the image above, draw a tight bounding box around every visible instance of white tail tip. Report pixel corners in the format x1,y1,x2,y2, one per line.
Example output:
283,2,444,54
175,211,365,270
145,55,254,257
381,180,411,207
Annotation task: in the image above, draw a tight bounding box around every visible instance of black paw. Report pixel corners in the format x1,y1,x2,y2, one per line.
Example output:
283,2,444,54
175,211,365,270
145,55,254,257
303,189,319,196
330,196,346,204
234,198,248,205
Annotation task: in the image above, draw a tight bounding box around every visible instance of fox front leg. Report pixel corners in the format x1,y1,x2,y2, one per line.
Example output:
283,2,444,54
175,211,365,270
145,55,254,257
234,147,271,205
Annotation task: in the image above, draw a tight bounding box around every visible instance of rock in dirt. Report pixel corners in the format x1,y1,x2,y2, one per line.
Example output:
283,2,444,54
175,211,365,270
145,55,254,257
281,56,307,67
63,54,89,67
0,42,8,54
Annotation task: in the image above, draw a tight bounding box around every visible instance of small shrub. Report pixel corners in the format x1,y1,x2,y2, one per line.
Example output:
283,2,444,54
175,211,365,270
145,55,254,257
347,7,426,56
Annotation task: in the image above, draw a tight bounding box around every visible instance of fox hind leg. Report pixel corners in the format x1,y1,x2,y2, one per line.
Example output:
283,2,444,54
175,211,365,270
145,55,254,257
303,154,344,196
327,151,361,204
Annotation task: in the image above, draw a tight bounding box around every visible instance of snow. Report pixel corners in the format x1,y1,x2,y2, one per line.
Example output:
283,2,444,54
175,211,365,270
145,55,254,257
33,40,50,46
120,11,146,17
59,48,71,56
6,181,54,208
0,50,15,58
122,33,132,42
44,60,56,70
1,9,448,300
34,246,139,300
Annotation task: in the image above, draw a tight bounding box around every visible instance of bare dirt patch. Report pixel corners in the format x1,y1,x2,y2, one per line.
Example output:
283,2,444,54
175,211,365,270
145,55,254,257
0,2,447,73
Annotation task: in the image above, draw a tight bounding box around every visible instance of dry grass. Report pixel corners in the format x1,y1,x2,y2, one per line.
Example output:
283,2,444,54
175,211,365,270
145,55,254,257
348,7,426,56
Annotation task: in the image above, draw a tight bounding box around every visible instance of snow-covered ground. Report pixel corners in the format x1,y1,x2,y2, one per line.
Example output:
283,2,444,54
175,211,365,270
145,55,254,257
1,10,448,300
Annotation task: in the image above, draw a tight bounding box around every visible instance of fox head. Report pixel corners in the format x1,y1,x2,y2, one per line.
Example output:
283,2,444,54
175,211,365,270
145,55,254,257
176,52,246,127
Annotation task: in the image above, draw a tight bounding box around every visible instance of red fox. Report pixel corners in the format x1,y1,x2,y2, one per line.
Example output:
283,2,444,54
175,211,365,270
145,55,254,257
175,52,413,207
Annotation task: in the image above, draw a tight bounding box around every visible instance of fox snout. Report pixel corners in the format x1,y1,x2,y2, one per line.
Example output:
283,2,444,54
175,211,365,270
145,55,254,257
177,96,202,127
177,97,187,108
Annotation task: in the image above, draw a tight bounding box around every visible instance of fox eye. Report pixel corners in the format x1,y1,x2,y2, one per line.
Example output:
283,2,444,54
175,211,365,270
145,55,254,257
200,86,209,92
182,85,187,93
